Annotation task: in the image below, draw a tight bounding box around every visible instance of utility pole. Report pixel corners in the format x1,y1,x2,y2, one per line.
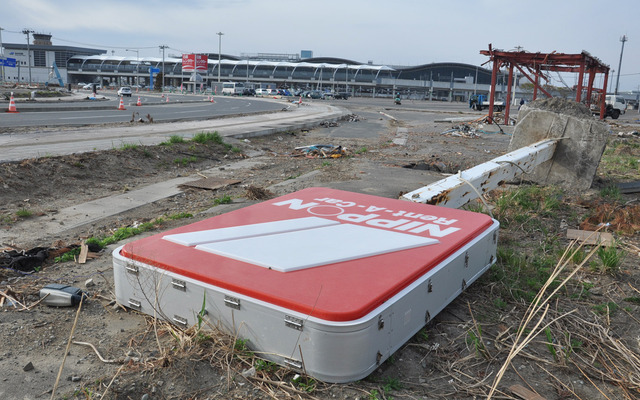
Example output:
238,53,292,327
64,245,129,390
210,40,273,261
159,45,168,91
217,32,224,83
22,29,33,85
615,35,628,95
0,26,5,82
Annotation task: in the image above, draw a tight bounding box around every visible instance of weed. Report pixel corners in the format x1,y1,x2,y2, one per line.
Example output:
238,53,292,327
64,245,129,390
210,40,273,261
624,297,640,305
493,297,508,309
594,244,624,274
368,389,381,400
72,161,85,168
593,301,618,315
466,326,488,358
15,209,33,218
142,149,152,158
321,160,331,167
168,212,193,220
192,131,223,144
196,293,207,330
356,146,368,154
293,376,316,393
213,195,232,205
544,327,557,361
416,327,429,342
383,377,403,393
174,156,198,166
599,184,622,202
169,135,185,144
231,146,242,153
234,338,249,352
255,359,277,372
119,143,139,150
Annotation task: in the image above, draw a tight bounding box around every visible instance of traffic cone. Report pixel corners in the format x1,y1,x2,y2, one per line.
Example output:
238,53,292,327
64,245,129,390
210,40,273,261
136,96,142,106
6,92,18,113
298,96,302,105
166,95,170,103
210,97,215,103
117,96,126,110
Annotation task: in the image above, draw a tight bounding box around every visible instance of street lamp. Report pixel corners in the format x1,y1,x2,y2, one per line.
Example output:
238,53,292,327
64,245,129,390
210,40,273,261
126,49,139,87
614,35,628,95
216,32,224,83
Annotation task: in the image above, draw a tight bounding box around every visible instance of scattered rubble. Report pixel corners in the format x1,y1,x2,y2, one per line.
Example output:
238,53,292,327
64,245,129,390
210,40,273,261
294,144,349,158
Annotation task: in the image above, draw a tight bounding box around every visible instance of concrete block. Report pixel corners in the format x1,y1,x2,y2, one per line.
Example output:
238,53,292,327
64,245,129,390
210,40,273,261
508,98,609,190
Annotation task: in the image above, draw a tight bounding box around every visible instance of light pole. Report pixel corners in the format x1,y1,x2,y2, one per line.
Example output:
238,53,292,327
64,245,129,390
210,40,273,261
217,32,224,83
0,26,5,83
159,45,168,92
615,35,628,95
126,49,139,87
22,29,33,85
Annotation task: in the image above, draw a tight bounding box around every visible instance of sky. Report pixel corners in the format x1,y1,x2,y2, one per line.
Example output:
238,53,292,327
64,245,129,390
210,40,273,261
2,0,640,91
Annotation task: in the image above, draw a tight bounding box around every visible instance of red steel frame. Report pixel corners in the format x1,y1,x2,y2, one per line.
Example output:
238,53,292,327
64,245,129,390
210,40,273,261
480,44,610,124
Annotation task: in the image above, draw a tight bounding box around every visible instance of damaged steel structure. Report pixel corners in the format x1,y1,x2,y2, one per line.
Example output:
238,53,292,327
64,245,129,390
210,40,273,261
480,44,610,124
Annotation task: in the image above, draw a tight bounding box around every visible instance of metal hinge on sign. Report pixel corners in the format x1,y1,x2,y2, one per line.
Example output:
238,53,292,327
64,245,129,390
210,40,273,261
128,298,141,310
224,295,241,310
425,310,431,323
464,252,469,268
427,279,433,293
378,315,385,330
171,279,186,291
284,357,302,369
125,264,139,275
461,279,467,291
172,315,188,328
284,315,304,331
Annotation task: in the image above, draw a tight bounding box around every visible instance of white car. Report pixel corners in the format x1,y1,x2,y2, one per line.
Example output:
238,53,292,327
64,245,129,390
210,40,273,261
83,83,101,90
117,87,132,97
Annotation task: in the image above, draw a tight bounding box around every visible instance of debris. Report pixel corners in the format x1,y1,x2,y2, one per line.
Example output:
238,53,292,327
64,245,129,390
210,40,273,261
39,284,86,307
294,144,348,158
179,177,241,191
245,185,274,200
1,247,49,272
23,362,34,372
85,278,95,288
78,241,88,264
566,229,614,246
509,384,546,400
618,180,640,194
319,120,339,128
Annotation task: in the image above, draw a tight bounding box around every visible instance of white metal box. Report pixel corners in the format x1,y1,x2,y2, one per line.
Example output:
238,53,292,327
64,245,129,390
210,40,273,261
113,187,498,382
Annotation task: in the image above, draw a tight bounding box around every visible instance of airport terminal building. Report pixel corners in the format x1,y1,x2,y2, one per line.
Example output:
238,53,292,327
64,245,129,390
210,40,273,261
2,33,511,101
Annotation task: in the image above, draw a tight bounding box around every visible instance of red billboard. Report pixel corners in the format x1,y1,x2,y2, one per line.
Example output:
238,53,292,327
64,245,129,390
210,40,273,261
182,54,208,72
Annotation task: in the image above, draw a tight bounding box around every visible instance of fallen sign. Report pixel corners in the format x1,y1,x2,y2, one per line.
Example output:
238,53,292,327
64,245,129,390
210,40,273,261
294,144,348,158
113,187,498,382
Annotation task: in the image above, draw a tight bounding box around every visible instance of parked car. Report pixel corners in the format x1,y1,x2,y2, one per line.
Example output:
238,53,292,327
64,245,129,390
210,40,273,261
242,88,256,96
117,87,132,97
83,83,102,90
255,88,269,96
322,92,335,99
309,90,323,99
334,92,351,100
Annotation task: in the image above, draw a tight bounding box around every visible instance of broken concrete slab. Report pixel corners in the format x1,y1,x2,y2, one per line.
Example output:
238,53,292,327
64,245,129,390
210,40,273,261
508,98,609,190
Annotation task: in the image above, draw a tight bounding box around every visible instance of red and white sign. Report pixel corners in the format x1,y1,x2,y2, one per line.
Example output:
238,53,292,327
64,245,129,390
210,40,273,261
181,54,208,72
119,188,494,321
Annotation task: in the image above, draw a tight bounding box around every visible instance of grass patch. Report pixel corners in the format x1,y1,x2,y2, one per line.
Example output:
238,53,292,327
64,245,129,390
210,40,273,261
213,195,232,206
15,209,33,218
192,131,224,144
118,143,139,151
160,135,186,146
174,156,198,166
490,185,563,227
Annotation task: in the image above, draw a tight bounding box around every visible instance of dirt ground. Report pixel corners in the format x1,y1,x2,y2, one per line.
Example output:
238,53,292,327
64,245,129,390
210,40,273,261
1,104,640,400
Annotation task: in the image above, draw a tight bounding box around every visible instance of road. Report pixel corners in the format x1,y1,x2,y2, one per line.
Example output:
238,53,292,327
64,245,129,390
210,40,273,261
0,93,286,127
